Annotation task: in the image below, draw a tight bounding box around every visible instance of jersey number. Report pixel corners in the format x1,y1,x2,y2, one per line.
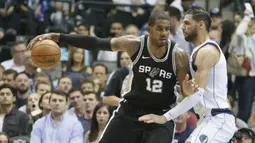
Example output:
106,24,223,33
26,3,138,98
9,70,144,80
146,78,163,93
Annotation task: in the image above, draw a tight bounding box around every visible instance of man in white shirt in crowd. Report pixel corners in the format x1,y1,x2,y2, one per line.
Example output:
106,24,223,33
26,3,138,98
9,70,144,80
1,41,26,73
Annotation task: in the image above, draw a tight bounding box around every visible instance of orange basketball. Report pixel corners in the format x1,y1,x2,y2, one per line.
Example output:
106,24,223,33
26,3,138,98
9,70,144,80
31,39,61,69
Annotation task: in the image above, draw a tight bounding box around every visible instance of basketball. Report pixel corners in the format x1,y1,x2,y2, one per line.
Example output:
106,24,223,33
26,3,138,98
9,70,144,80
30,39,61,69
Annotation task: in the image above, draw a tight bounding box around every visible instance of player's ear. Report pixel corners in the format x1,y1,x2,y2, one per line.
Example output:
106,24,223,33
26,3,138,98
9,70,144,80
198,21,204,29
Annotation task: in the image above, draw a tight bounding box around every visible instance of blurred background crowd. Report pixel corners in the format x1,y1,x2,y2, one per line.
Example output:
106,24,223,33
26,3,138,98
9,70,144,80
0,0,254,142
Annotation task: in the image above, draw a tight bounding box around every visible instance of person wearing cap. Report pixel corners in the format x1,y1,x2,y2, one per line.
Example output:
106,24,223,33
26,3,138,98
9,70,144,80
210,7,222,29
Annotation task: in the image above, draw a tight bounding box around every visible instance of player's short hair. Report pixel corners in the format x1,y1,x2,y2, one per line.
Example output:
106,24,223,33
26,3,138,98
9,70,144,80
185,6,212,32
167,6,181,21
148,11,171,26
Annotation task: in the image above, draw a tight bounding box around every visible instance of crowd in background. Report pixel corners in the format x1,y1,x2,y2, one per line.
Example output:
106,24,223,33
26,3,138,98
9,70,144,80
0,0,254,142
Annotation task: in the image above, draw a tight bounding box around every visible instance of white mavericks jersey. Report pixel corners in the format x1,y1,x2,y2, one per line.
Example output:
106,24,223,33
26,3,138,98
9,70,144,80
189,40,230,116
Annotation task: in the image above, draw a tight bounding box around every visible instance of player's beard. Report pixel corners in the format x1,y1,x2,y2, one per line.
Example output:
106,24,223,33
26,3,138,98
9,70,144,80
184,28,198,42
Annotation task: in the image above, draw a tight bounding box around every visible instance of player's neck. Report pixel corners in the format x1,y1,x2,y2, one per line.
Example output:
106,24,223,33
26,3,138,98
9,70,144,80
192,31,210,47
148,40,167,59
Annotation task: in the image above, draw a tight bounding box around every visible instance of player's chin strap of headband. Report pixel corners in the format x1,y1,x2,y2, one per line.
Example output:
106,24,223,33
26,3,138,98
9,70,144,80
163,88,205,121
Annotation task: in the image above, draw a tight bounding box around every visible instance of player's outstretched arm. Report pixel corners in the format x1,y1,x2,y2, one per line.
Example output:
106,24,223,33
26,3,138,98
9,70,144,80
28,33,141,57
138,45,220,124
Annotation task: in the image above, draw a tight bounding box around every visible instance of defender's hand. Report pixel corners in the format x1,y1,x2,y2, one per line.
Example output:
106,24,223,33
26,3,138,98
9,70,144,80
27,33,60,50
138,114,167,124
182,74,199,96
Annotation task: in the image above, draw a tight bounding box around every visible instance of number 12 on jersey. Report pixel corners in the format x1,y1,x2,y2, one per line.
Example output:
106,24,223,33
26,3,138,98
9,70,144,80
146,78,163,93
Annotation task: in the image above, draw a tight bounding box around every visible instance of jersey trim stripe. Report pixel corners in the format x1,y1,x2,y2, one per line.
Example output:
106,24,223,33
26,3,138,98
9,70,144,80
213,67,220,108
133,35,145,65
171,44,178,76
147,36,171,62
121,65,134,98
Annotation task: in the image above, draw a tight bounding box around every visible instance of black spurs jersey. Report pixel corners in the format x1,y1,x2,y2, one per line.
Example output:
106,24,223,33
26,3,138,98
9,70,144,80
122,35,178,109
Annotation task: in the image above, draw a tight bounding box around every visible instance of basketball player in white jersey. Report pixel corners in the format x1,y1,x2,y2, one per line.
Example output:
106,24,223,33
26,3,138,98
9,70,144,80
139,6,237,143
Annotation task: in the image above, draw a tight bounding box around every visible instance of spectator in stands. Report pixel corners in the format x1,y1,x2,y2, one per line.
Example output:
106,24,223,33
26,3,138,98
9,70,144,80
96,21,124,73
92,64,108,95
234,9,255,123
14,73,30,108
0,84,29,137
83,92,99,121
125,24,139,36
23,50,39,88
34,0,53,34
167,6,191,55
56,75,72,94
19,93,41,114
35,81,51,96
38,92,52,116
75,23,89,35
1,41,26,73
74,23,94,67
0,132,8,143
228,96,248,129
173,112,194,143
0,65,4,86
103,52,131,106
30,90,84,143
80,79,95,94
93,78,101,93
231,128,254,143
5,0,36,35
85,103,113,143
210,7,222,29
33,72,51,90
2,69,17,87
65,47,91,88
68,88,91,133
23,52,53,90
234,12,244,27
209,8,222,43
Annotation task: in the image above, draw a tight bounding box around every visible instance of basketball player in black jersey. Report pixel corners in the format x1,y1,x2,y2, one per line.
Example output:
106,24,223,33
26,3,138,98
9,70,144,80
28,12,197,143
